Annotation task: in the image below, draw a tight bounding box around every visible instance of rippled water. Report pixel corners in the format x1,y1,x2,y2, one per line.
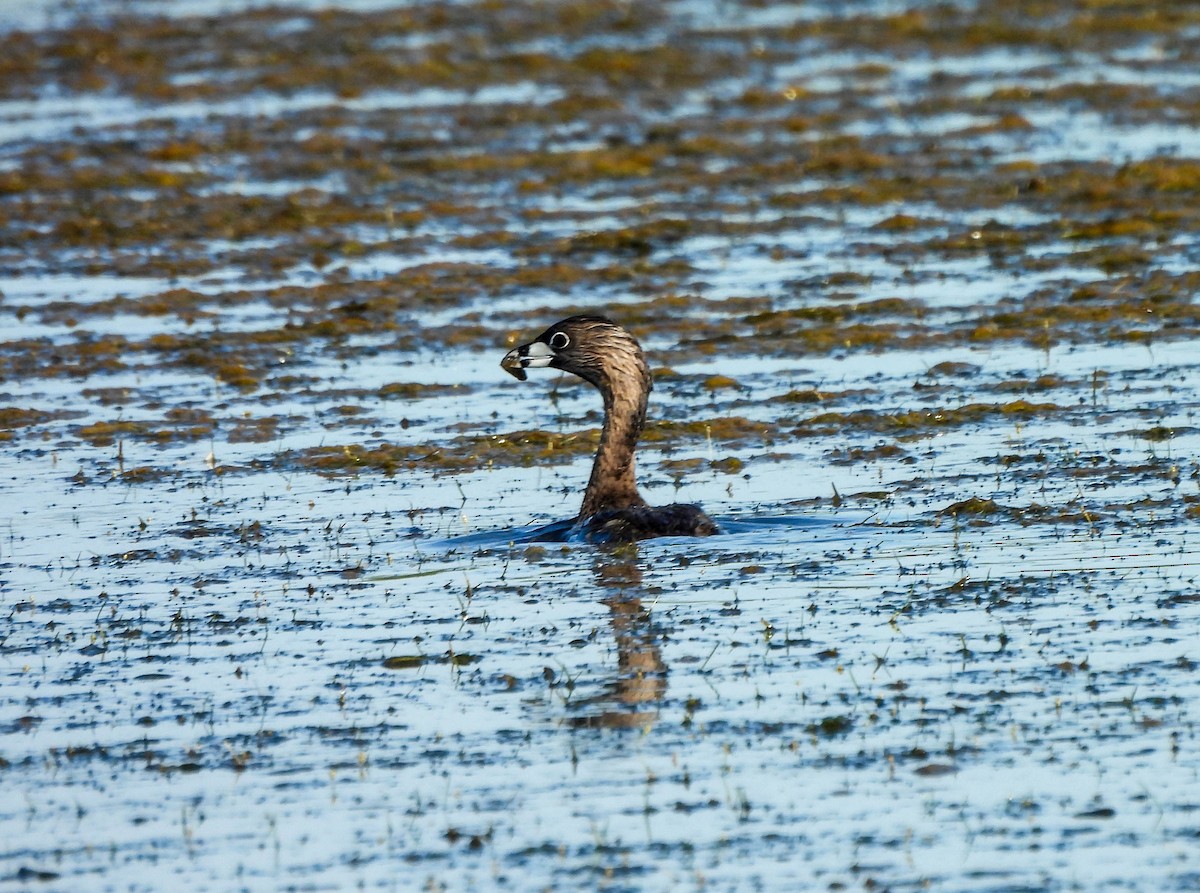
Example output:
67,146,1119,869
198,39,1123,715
3,1,1200,891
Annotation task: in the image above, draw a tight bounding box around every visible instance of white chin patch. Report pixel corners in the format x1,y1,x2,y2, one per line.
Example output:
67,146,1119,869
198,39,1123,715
523,340,555,368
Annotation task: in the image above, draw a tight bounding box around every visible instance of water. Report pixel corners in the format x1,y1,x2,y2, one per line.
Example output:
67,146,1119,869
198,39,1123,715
3,1,1200,891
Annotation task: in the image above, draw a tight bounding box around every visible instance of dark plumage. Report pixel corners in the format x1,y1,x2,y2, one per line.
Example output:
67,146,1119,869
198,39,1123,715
502,315,719,542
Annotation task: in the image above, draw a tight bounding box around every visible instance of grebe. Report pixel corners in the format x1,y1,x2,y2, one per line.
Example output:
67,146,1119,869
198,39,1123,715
502,315,718,542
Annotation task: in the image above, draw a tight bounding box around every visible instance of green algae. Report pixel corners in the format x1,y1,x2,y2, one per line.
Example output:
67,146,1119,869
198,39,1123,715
76,409,215,447
0,407,84,432
286,414,781,477
794,401,1064,439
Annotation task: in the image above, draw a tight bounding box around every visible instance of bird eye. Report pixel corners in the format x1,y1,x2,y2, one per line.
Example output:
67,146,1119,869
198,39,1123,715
549,331,570,350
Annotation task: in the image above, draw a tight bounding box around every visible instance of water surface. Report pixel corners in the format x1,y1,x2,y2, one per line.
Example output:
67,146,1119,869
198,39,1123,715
3,1,1200,890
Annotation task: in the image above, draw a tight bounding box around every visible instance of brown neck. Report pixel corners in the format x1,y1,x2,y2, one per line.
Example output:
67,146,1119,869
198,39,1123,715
578,367,650,519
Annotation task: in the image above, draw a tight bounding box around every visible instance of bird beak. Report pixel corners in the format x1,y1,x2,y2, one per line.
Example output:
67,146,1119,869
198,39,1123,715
500,348,528,381
501,340,554,381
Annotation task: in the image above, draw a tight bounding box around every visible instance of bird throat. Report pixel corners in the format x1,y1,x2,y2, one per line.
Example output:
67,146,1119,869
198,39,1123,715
578,372,649,519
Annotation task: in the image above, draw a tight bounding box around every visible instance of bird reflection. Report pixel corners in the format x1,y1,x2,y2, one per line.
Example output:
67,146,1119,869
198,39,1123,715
566,555,668,730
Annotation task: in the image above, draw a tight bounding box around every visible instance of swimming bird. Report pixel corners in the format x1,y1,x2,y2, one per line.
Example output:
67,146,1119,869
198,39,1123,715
502,315,719,542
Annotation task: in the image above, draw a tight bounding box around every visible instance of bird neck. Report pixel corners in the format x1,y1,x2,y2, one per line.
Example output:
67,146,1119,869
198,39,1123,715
579,369,650,519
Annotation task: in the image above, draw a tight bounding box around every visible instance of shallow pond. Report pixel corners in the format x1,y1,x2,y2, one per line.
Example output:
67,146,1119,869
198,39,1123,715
3,1,1200,891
